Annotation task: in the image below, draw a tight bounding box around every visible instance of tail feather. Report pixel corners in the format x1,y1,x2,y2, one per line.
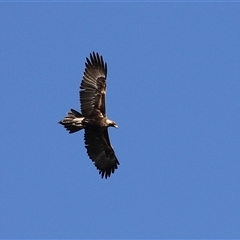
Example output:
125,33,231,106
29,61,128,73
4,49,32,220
59,109,84,133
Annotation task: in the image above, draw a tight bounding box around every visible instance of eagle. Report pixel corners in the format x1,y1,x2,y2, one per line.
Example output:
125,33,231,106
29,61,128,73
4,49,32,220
59,52,119,179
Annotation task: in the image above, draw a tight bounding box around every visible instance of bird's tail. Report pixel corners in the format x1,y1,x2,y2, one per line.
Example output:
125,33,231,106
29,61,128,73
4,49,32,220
59,109,84,134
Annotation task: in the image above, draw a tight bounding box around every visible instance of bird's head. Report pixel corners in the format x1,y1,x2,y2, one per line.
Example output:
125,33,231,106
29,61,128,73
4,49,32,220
107,119,118,128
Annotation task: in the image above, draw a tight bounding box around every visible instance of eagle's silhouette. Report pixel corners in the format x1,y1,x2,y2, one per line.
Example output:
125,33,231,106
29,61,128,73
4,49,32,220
59,52,119,178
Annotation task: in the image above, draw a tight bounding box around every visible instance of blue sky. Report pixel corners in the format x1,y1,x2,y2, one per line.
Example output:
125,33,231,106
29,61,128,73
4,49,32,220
1,2,240,239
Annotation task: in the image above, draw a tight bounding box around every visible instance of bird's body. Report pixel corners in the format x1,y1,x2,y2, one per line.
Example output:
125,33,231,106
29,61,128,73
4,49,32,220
59,52,119,179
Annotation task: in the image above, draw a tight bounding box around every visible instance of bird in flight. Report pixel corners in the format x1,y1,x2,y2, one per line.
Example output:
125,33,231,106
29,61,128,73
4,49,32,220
59,52,119,179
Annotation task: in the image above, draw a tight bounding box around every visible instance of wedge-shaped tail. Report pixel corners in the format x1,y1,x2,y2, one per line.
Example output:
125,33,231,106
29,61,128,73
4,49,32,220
59,109,84,133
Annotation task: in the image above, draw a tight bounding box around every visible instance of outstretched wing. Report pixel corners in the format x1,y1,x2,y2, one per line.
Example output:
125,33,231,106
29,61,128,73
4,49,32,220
80,52,107,117
84,129,119,179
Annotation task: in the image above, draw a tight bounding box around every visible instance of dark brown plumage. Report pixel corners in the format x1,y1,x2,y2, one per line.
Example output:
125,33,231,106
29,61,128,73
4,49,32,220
59,52,119,179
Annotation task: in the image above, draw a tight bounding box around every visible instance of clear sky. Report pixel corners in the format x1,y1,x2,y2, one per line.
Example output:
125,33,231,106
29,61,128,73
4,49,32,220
1,2,240,239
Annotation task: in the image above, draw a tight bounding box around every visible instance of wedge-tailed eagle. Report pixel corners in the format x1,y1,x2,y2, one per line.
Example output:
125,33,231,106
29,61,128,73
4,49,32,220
59,52,119,179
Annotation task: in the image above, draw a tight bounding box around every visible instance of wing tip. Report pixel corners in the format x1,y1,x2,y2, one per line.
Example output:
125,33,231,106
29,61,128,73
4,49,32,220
85,51,107,76
98,160,120,179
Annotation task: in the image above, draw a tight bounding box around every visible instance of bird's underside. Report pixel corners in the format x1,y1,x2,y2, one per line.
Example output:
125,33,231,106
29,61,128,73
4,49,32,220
59,52,119,179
